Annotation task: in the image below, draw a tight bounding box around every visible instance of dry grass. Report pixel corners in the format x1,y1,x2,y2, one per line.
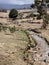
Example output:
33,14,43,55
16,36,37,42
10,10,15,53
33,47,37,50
0,30,29,65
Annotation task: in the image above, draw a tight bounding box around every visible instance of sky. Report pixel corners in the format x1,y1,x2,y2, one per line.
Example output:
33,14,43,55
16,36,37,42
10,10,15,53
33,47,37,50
0,0,34,5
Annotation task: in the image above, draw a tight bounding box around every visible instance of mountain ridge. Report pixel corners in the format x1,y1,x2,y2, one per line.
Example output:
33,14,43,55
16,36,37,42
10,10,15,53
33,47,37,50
0,4,31,10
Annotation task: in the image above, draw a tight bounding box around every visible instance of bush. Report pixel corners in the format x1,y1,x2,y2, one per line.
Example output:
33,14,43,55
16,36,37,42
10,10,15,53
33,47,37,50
9,9,18,20
9,26,16,33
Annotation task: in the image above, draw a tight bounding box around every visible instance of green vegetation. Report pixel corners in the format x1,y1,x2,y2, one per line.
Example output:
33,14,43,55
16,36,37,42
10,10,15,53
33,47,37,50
42,14,49,29
31,4,35,8
34,0,49,29
37,15,41,19
9,9,18,20
23,31,37,53
34,0,41,6
9,26,16,33
29,13,37,17
0,23,7,32
0,24,16,33
26,13,37,18
23,31,36,65
0,29,29,52
46,0,49,3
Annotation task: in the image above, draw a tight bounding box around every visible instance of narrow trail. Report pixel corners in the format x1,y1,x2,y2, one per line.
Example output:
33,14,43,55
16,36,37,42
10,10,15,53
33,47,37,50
28,31,49,63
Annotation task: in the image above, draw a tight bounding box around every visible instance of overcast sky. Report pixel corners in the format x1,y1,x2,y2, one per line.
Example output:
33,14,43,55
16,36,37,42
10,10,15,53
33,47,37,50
0,0,34,5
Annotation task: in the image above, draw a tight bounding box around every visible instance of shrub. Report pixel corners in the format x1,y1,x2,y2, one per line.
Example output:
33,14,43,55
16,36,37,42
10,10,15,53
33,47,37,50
9,26,16,33
9,9,18,20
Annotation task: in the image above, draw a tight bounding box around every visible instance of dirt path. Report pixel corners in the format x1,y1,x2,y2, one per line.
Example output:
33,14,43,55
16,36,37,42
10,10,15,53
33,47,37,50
28,31,49,65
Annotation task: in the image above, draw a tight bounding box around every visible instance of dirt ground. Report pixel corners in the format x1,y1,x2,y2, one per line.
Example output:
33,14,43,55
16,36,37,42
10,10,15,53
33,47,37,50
0,30,29,65
0,9,49,65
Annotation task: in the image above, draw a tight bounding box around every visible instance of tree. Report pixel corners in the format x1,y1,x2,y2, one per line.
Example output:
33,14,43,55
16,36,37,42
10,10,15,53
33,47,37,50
34,0,41,6
42,14,49,29
35,0,48,29
9,9,18,20
31,4,35,8
41,0,49,29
